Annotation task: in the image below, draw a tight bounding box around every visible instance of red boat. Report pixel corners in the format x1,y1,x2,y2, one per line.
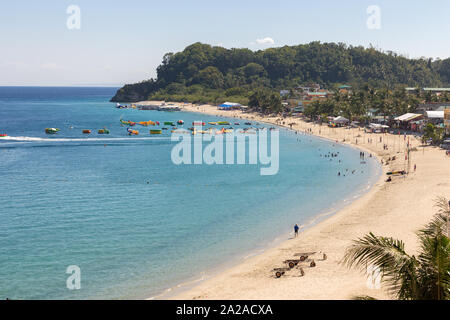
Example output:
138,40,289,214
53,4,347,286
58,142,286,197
0,133,7,137
82,129,91,134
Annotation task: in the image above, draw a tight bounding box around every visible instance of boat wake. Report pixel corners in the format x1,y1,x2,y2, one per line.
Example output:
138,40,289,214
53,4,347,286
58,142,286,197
0,136,170,142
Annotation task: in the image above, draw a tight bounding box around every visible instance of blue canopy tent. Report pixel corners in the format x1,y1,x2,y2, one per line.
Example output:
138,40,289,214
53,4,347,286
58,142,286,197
218,102,242,110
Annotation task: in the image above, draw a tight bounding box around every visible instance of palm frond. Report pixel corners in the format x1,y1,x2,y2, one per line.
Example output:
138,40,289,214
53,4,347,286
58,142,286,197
421,197,450,237
342,232,419,299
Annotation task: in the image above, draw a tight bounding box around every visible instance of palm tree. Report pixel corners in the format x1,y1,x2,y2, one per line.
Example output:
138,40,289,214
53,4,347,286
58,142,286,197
342,198,450,300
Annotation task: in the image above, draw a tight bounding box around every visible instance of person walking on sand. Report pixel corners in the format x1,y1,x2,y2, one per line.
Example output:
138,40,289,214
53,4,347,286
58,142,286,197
294,224,299,237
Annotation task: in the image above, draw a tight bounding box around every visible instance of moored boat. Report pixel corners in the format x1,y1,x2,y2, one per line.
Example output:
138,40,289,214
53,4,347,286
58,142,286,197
82,129,91,134
127,128,139,135
217,121,230,125
177,120,184,125
150,129,162,134
120,119,136,126
98,128,110,134
45,128,60,134
192,121,205,126
0,133,7,137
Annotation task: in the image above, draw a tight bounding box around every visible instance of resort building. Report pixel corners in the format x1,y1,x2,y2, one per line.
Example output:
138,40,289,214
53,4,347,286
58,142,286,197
417,103,450,113
394,113,424,131
425,110,444,125
406,87,450,96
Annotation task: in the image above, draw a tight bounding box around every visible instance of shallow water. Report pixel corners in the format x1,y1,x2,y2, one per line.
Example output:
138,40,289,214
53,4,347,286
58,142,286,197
0,87,381,299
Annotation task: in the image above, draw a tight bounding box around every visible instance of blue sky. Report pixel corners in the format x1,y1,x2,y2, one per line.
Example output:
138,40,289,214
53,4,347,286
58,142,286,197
0,0,449,86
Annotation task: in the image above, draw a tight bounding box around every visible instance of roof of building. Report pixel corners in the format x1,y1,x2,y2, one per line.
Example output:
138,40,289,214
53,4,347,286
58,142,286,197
426,111,444,119
394,113,423,122
423,88,450,92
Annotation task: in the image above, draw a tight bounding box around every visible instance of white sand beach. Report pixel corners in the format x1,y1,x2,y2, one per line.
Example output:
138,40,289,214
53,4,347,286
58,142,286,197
165,103,450,300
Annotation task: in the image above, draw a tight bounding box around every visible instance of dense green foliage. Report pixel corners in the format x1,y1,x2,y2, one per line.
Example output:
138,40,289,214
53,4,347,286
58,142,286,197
248,89,283,114
111,42,450,103
303,87,449,122
422,123,446,145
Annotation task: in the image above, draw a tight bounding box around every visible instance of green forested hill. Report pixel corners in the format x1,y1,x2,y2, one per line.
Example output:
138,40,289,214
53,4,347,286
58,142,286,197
111,42,449,103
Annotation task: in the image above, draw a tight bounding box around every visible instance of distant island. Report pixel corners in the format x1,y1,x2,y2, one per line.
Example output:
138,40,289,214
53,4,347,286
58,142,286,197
111,42,450,104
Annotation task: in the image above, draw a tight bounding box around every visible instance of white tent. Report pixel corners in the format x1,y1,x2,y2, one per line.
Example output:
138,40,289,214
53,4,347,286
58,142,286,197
425,111,444,119
333,116,349,123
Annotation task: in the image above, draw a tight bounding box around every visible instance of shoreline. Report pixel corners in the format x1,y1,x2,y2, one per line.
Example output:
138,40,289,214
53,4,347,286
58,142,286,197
157,103,450,300
149,153,381,300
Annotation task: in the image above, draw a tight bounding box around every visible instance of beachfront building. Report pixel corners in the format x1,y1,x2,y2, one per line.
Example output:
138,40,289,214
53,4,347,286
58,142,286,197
406,87,450,98
394,113,424,131
445,108,450,135
417,103,450,113
425,110,444,125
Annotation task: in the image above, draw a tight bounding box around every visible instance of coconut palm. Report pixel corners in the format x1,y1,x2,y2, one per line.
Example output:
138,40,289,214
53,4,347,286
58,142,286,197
342,197,450,300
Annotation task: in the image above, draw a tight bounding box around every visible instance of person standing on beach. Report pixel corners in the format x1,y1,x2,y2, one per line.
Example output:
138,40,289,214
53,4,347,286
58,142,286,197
294,224,299,237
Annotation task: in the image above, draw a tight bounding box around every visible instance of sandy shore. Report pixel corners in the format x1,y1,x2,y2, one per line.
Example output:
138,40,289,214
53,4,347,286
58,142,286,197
167,103,450,300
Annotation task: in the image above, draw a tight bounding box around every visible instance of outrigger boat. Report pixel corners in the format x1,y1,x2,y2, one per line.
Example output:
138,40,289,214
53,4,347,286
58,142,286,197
127,128,139,135
82,129,91,134
150,129,162,135
138,120,156,126
98,128,110,134
217,121,230,125
164,121,175,126
45,128,60,134
192,121,205,126
120,119,136,126
208,122,217,125
0,133,7,137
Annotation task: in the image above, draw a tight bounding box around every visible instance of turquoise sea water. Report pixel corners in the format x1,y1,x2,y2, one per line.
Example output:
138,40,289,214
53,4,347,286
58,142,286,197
0,87,381,299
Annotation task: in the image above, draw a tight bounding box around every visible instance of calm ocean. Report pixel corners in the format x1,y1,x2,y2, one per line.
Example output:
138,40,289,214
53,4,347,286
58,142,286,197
0,87,381,299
